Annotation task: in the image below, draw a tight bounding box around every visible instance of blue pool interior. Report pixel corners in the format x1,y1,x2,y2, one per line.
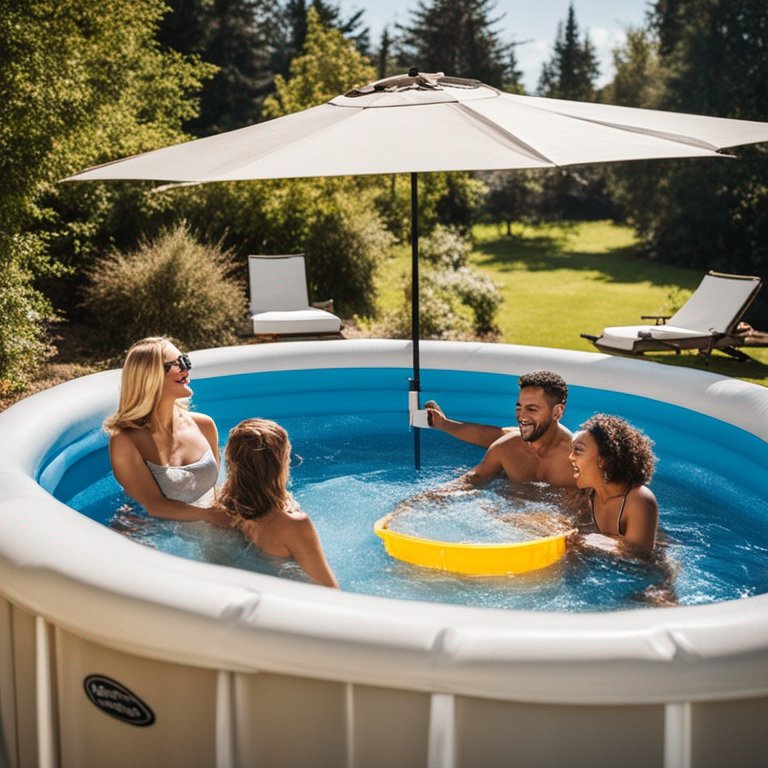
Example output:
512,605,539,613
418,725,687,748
41,367,768,612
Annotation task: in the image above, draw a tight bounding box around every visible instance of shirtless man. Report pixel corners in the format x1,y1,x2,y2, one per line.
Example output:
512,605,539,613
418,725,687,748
426,370,576,490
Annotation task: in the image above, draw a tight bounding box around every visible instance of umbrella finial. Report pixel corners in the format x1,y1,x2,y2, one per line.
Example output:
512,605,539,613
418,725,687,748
408,67,419,78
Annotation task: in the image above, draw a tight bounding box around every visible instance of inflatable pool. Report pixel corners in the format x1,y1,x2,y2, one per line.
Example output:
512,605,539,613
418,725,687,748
1,339,767,768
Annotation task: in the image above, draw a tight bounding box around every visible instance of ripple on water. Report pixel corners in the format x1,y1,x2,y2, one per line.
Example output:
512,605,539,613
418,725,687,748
59,416,768,613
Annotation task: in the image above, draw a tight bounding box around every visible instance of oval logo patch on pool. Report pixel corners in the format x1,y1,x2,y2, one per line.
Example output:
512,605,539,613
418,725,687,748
83,675,155,727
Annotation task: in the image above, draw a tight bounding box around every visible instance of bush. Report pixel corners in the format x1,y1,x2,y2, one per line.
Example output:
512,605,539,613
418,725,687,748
429,267,503,334
169,177,393,320
303,202,394,319
0,233,52,394
82,223,246,353
419,224,473,270
373,278,474,341
372,264,502,340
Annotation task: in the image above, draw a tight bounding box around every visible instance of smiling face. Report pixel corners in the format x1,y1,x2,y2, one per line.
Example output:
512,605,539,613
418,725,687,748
569,430,603,488
515,386,562,443
161,343,192,398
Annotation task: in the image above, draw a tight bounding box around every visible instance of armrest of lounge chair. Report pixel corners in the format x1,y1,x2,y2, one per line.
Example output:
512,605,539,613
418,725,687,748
311,299,335,312
640,315,672,325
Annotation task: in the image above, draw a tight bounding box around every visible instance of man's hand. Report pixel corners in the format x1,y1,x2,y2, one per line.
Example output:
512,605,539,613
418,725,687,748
424,400,446,429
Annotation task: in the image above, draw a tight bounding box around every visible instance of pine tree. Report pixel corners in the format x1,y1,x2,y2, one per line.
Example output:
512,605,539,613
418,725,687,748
538,3,599,100
273,0,371,81
397,0,522,91
377,27,394,80
610,0,768,322
157,0,276,136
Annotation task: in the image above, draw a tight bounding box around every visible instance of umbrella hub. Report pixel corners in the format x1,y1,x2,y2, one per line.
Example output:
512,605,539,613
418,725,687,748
343,71,484,98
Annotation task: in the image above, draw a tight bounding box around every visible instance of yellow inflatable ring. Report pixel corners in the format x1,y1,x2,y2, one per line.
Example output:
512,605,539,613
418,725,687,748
374,512,574,576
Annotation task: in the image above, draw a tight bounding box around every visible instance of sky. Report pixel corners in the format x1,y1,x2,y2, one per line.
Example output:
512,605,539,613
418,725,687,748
336,0,653,93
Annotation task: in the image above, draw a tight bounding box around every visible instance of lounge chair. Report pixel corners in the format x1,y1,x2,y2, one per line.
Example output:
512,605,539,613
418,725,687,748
248,254,343,339
581,271,765,363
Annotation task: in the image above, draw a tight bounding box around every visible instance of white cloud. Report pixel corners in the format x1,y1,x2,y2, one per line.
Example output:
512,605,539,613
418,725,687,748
586,26,628,87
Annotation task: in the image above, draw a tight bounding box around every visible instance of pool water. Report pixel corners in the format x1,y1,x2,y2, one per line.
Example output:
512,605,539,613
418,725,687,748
56,412,768,613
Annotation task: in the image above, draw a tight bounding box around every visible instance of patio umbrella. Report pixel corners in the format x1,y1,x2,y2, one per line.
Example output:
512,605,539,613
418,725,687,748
65,71,768,467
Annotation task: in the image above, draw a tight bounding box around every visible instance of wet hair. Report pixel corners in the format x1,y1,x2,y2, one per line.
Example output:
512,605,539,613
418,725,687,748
103,336,187,434
518,370,568,407
218,418,292,523
581,414,657,486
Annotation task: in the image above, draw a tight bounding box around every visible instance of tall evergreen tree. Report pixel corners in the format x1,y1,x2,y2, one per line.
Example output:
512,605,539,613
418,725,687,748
157,0,276,136
397,0,523,91
612,0,768,323
538,3,599,100
533,5,606,220
377,27,395,80
273,0,371,81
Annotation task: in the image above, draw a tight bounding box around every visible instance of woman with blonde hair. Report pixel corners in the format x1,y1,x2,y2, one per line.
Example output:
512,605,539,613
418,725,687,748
105,337,227,524
216,418,338,588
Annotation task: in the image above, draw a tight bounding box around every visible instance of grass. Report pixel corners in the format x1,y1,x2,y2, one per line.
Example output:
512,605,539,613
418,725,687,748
376,220,768,387
1,219,765,415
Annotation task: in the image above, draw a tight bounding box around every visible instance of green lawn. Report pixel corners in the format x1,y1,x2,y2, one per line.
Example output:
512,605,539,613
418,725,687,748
375,220,768,387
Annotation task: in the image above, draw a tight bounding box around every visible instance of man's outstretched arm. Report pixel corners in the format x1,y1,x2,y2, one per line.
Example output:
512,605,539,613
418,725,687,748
426,401,510,449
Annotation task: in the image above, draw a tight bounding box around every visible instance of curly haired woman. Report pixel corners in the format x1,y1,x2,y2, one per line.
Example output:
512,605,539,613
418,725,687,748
569,414,659,557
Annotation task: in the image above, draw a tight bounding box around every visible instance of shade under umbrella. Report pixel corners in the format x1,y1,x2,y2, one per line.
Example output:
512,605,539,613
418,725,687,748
66,72,768,467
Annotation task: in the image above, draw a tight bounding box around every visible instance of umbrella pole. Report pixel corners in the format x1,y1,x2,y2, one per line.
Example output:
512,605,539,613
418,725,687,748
410,172,421,470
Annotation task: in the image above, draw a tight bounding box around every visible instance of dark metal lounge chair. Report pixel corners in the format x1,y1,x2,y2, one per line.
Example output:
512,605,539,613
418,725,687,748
581,271,766,363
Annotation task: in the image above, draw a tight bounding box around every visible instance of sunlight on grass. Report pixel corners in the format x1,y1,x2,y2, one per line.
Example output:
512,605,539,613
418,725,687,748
374,221,767,387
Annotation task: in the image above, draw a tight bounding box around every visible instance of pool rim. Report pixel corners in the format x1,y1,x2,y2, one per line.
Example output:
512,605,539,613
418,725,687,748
1,338,767,706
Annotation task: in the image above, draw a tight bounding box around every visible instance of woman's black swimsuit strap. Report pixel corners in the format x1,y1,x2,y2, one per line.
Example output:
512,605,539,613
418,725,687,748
590,486,633,536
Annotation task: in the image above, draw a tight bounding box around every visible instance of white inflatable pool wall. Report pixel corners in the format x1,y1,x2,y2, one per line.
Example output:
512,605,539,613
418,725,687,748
1,340,767,768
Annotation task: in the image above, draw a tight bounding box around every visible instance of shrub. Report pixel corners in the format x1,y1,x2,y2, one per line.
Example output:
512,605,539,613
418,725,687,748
372,278,475,341
171,177,392,320
303,202,394,319
82,223,246,353
419,224,473,270
429,266,503,334
371,262,502,340
0,245,51,394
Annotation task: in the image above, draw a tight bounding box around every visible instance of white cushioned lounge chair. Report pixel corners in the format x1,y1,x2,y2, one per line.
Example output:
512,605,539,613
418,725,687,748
248,254,343,339
582,271,765,363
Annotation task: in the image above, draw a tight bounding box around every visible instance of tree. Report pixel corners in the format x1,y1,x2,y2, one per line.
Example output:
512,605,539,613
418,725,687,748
480,171,542,235
272,0,371,82
263,7,376,118
538,3,599,100
397,0,523,92
533,3,606,221
600,27,664,225
600,27,663,109
614,0,768,325
0,0,214,388
157,0,276,136
376,27,396,80
173,9,390,318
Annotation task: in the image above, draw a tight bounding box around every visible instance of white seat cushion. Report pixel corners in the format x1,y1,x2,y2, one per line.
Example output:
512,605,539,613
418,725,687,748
251,308,342,335
599,324,711,351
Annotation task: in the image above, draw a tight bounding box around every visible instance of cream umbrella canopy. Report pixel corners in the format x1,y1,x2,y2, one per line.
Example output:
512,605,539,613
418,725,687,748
66,71,768,466
66,71,768,181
